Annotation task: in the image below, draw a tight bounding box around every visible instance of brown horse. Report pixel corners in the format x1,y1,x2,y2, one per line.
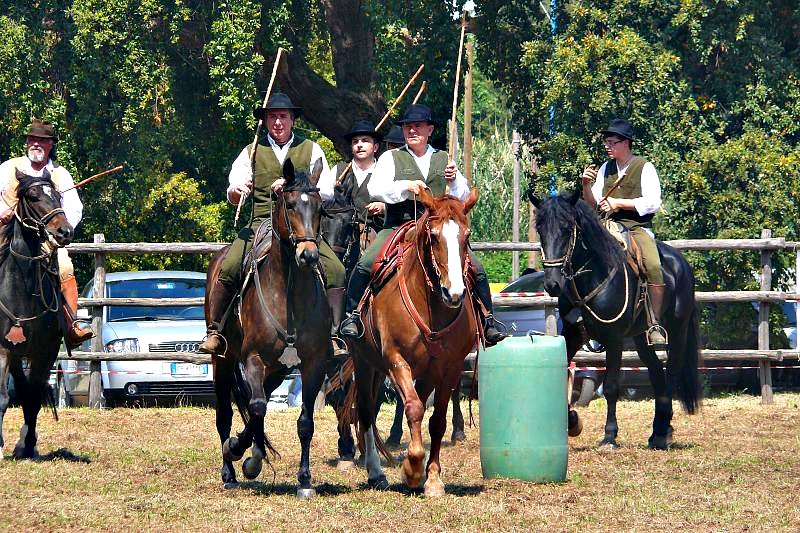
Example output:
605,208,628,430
348,187,480,497
207,159,331,498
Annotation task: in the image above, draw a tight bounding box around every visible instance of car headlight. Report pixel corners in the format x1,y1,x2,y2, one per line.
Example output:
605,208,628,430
105,338,140,353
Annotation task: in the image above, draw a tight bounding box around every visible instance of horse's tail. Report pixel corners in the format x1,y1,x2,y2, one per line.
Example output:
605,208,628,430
348,363,394,466
678,306,702,414
45,382,58,421
231,360,251,426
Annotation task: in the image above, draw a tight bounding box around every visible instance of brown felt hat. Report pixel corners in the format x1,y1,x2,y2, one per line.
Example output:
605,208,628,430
26,119,57,141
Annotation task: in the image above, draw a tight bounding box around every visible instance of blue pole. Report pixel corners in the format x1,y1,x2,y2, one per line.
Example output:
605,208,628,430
548,0,557,196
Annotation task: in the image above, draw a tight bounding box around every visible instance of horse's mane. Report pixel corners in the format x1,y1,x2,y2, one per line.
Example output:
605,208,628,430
426,195,469,225
573,198,626,269
282,167,317,193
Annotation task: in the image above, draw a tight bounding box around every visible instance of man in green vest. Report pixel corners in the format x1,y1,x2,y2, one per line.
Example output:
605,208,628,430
581,118,667,347
339,104,505,345
198,94,346,355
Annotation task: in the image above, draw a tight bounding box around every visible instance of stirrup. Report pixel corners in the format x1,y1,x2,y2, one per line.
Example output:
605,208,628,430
340,311,365,339
646,324,668,348
198,332,228,357
331,335,349,356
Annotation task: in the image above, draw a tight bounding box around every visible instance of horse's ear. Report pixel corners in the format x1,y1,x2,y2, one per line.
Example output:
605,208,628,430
15,168,24,180
42,168,51,181
527,188,541,208
309,158,323,187
418,187,435,210
282,158,296,185
464,187,479,214
567,188,581,205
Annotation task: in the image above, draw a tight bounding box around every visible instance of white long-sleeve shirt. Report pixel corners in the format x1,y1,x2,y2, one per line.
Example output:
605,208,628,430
0,157,83,227
367,145,469,203
590,158,662,216
227,133,332,203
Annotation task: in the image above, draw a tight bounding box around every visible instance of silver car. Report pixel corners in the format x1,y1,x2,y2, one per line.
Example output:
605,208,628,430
57,271,213,406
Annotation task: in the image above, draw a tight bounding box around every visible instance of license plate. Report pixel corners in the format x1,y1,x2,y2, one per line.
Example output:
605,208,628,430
170,363,207,376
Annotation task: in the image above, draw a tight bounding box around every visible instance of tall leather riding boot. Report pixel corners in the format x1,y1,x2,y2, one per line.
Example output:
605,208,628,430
475,276,506,347
198,279,237,356
61,275,94,348
646,283,668,347
340,269,371,338
326,287,348,356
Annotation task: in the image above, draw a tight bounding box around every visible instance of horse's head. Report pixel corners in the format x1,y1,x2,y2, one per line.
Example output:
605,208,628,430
528,189,581,297
274,158,324,268
417,187,479,308
14,168,73,246
321,184,357,261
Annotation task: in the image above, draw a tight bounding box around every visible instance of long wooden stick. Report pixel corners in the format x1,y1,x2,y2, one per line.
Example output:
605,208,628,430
234,47,285,226
335,63,425,185
412,81,427,105
62,165,124,192
448,17,467,162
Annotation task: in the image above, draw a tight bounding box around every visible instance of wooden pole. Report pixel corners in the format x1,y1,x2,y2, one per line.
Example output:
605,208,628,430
234,47,285,227
62,165,124,192
758,228,774,404
463,39,474,186
512,131,521,279
447,17,468,163
336,63,425,184
412,81,427,105
89,233,106,409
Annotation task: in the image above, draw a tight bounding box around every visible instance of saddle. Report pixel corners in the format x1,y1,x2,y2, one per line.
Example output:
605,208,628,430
602,219,645,278
240,219,274,291
369,219,418,291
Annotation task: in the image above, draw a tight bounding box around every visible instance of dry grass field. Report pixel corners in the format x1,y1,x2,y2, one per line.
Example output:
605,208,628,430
1,393,798,532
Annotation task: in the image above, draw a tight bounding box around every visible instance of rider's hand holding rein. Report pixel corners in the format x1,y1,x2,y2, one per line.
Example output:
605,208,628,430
365,202,385,215
0,207,13,224
270,178,285,194
227,178,252,205
406,180,429,195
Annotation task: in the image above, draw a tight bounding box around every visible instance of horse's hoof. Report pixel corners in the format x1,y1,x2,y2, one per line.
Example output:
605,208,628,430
568,410,584,437
368,475,390,490
222,481,239,490
385,435,402,449
336,458,356,471
242,453,263,480
451,429,466,443
424,478,446,498
248,399,267,418
296,487,316,499
223,437,244,462
400,461,425,489
597,439,620,451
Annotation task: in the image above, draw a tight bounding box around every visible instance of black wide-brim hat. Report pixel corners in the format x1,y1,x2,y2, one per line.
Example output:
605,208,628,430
25,119,57,141
343,119,383,142
253,93,303,120
600,118,634,141
394,104,436,127
383,125,405,145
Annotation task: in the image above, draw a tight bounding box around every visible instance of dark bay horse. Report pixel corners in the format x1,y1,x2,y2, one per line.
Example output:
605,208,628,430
530,190,700,449
208,159,331,497
0,170,73,458
349,188,480,497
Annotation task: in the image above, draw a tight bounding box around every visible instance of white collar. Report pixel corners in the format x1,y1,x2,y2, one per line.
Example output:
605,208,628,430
268,133,295,148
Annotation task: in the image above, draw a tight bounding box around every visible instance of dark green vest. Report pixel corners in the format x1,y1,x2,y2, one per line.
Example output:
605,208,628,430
601,156,653,225
249,136,313,218
384,147,448,227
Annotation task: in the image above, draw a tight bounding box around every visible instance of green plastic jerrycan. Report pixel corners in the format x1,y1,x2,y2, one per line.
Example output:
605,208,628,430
479,334,568,482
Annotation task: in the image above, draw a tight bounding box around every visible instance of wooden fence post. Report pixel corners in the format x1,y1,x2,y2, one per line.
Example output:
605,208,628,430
758,229,774,404
89,233,106,408
512,130,521,279
545,305,558,336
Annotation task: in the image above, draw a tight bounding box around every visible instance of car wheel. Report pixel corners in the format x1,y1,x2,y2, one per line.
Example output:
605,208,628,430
57,373,72,408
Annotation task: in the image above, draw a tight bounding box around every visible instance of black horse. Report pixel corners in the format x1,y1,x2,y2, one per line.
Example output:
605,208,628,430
529,190,700,449
0,170,73,459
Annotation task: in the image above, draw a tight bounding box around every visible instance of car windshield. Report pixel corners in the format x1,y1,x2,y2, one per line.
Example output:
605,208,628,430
107,278,205,321
501,273,545,293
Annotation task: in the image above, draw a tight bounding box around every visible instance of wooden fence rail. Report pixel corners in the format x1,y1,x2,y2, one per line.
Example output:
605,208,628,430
62,233,800,407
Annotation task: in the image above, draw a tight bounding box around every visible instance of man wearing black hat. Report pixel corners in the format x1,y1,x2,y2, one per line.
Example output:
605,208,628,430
382,125,405,151
0,119,93,347
339,104,505,345
581,118,667,347
199,93,346,355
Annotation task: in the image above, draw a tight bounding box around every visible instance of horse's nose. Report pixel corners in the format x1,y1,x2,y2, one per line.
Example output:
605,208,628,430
440,286,463,308
296,245,319,267
56,224,73,245
544,278,561,297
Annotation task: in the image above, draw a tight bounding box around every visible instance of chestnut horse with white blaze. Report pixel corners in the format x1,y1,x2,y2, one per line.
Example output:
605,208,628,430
348,187,480,497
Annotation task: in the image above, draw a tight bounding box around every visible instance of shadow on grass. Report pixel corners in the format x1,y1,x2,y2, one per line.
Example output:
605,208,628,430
229,481,353,497
34,448,92,463
355,481,484,497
